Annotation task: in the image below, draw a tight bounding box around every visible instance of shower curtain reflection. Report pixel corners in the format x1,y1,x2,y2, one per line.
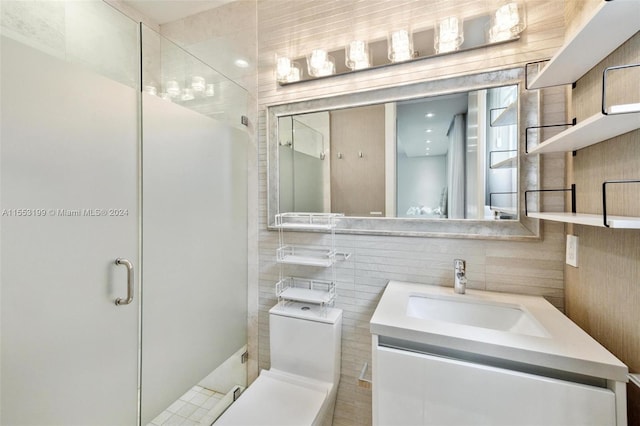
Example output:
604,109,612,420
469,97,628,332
447,114,466,219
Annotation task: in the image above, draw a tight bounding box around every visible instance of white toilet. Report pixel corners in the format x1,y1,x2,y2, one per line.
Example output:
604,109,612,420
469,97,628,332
216,301,343,426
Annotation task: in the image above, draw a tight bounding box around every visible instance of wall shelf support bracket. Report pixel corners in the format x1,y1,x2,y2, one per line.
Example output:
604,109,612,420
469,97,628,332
602,180,640,227
525,184,576,216
525,118,577,153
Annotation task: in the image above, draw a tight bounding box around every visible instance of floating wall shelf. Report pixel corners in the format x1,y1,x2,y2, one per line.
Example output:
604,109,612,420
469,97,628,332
276,245,336,267
489,191,517,218
490,102,517,127
489,150,517,169
526,0,640,89
276,277,336,305
274,213,350,310
527,110,640,155
525,3,640,231
491,156,518,169
275,212,341,230
491,207,518,217
526,181,639,229
527,212,640,229
607,103,640,115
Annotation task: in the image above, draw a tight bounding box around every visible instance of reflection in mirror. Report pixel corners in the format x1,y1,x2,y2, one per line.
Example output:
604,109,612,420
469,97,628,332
268,68,541,239
278,114,329,213
278,84,518,220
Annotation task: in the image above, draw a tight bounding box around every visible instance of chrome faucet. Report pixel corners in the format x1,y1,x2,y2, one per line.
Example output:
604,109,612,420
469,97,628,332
454,259,467,294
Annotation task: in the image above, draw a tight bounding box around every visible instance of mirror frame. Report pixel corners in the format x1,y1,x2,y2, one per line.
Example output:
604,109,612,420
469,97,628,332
267,67,541,240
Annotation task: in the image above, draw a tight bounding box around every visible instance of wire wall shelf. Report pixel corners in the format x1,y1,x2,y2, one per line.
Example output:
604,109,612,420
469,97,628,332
274,213,350,311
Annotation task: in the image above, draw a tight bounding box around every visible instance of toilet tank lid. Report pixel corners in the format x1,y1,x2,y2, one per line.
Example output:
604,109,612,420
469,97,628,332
215,370,327,426
270,301,342,324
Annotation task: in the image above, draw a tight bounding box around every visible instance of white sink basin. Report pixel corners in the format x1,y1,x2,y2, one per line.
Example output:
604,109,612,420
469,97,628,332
370,281,629,383
406,295,548,337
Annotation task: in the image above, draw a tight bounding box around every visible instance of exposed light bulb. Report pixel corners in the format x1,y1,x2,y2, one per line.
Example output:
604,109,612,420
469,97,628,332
489,2,526,42
287,63,302,82
435,16,464,54
310,49,328,70
166,80,180,97
495,2,520,32
143,83,157,96
191,76,205,92
205,83,215,97
388,29,413,62
276,56,303,83
181,88,195,101
307,49,335,77
346,40,370,70
276,56,292,82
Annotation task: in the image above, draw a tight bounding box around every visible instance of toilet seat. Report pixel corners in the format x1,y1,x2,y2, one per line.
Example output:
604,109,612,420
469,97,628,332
215,369,333,426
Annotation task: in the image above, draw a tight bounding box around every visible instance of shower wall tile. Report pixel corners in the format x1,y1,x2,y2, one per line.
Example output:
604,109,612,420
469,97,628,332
256,1,567,425
1,0,139,88
64,1,139,88
0,0,66,58
160,0,257,94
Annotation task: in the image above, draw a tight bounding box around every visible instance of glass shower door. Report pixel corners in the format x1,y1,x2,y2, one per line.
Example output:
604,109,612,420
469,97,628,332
140,26,249,425
0,2,140,424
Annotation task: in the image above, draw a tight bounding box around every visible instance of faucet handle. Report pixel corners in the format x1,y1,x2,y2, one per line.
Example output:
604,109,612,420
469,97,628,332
454,259,466,272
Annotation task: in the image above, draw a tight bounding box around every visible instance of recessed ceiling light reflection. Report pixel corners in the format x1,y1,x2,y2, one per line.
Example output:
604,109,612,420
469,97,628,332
234,59,249,68
425,113,434,118
425,129,432,133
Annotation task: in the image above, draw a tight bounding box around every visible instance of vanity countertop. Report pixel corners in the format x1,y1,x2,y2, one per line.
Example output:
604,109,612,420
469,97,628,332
370,280,628,382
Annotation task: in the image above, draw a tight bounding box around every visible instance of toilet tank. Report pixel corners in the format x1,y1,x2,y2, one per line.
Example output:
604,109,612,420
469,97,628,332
269,302,342,385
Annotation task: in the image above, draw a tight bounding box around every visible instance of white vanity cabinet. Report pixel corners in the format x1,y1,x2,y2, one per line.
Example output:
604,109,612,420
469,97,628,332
370,282,628,426
373,342,617,426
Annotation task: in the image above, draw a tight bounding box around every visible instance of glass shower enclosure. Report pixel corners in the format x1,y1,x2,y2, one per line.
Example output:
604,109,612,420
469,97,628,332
278,114,329,213
0,2,248,425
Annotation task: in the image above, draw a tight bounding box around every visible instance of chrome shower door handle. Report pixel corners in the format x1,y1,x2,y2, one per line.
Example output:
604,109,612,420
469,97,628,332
114,258,134,306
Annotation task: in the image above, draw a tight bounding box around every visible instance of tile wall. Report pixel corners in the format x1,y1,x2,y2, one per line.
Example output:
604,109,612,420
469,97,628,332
562,1,640,420
256,1,567,424
1,0,139,87
105,0,574,423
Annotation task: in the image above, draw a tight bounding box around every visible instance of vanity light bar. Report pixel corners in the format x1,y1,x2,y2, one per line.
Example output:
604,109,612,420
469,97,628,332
276,2,526,85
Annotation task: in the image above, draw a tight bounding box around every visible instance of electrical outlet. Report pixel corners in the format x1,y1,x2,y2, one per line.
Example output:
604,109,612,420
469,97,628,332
566,235,578,267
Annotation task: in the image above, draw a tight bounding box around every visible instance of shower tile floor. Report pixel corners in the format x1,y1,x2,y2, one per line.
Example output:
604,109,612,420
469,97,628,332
148,385,226,426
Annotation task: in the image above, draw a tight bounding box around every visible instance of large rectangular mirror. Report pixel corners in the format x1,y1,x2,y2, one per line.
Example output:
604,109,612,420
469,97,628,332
278,84,519,220
268,67,541,239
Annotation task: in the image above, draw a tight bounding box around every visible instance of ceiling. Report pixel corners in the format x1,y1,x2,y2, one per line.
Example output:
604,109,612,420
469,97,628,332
123,0,234,24
397,93,469,158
